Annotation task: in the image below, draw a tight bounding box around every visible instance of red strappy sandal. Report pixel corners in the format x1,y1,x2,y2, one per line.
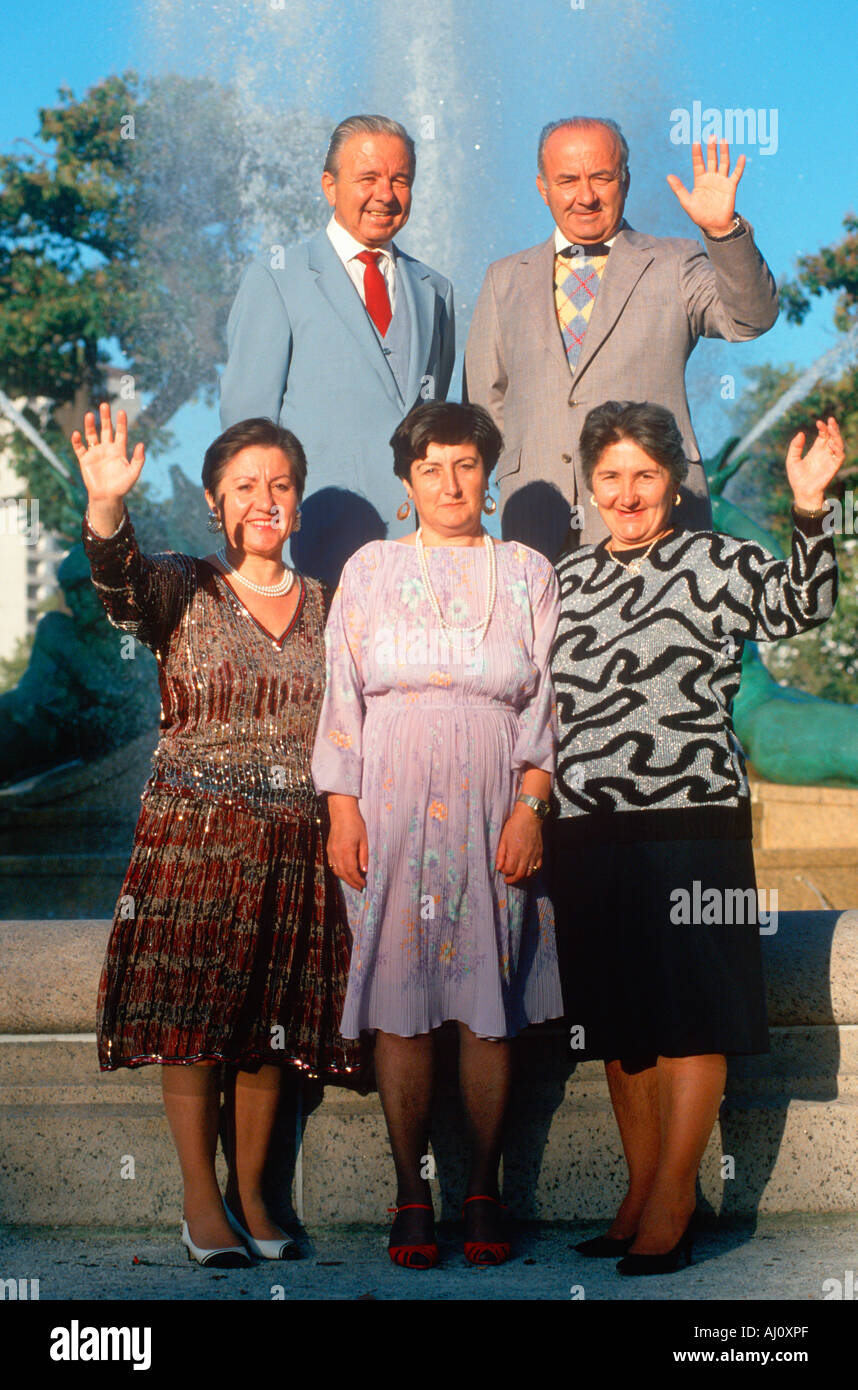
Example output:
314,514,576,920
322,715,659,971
387,1203,439,1269
462,1195,511,1266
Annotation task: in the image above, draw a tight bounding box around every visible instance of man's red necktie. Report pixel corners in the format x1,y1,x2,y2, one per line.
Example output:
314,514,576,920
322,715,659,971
356,250,392,337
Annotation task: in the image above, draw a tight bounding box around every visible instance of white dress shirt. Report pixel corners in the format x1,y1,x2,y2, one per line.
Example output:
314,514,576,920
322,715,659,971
326,215,397,313
553,223,622,254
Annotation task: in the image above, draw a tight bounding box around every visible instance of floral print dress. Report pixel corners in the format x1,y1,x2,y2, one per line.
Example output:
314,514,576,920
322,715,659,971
311,538,562,1039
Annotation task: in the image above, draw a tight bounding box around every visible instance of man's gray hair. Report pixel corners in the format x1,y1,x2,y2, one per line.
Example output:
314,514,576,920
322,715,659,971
537,117,629,179
324,115,416,176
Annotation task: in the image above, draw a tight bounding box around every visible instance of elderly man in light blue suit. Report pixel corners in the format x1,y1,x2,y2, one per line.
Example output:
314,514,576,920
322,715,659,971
220,115,455,585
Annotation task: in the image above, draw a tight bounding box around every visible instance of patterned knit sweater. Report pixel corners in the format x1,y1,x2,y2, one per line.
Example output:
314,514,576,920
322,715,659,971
551,513,837,840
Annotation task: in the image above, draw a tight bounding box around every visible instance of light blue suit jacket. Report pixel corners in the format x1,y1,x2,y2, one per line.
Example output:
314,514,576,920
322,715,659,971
220,230,455,584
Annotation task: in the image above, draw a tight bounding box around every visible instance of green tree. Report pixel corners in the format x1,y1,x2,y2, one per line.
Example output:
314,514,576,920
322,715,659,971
0,635,33,694
762,539,858,704
780,213,858,335
0,72,328,538
726,213,858,701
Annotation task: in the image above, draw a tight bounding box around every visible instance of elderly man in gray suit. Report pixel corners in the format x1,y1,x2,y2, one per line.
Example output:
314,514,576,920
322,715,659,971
221,115,454,585
464,118,778,558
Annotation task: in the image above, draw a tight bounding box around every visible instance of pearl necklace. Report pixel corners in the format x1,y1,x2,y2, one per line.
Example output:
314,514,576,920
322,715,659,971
608,529,673,576
415,527,497,646
216,549,294,596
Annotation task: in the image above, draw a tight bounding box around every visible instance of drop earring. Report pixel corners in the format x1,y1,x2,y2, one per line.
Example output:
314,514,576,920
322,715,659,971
293,509,302,532
396,498,412,521
207,509,223,533
482,494,497,515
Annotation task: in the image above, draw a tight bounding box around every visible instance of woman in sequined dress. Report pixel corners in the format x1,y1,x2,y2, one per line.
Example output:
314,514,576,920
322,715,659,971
73,404,357,1267
312,401,562,1268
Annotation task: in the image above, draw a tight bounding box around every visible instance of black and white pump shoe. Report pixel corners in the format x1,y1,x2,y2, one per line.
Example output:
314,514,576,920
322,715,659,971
181,1218,251,1269
223,1201,301,1261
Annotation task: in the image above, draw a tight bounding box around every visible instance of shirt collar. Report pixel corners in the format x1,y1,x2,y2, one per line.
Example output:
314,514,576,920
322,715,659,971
553,220,626,254
327,214,395,265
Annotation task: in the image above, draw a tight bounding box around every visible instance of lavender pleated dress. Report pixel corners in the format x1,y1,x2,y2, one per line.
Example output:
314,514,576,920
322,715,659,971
311,538,563,1040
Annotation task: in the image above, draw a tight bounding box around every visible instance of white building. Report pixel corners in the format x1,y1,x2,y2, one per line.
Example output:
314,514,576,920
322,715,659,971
0,434,68,666
0,373,138,669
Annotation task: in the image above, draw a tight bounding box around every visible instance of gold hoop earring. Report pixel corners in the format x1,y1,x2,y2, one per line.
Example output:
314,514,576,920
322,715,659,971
483,494,497,515
589,494,599,508
674,493,682,507
396,498,412,521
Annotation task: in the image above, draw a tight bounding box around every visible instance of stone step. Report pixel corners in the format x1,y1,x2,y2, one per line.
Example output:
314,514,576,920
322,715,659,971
749,776,858,851
2,845,856,919
1,1030,856,1226
0,858,132,919
3,914,857,1032
1,913,856,1226
752,849,858,912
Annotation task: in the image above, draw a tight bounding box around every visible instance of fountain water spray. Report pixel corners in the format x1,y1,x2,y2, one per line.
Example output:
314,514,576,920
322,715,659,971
0,388,72,481
729,322,858,461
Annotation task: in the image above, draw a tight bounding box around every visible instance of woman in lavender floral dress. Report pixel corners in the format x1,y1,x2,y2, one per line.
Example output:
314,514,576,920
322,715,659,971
312,402,562,1267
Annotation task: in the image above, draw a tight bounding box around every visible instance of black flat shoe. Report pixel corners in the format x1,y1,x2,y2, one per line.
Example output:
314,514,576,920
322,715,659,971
574,1232,636,1258
616,1213,697,1277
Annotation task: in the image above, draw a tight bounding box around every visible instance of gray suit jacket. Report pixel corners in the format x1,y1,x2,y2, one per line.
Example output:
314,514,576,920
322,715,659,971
463,219,778,557
220,230,454,584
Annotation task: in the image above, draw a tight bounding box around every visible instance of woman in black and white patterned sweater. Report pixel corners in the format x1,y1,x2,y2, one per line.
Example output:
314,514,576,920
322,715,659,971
550,400,842,1276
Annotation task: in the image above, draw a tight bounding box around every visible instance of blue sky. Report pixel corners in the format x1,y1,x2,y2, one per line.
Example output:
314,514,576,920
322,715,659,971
1,0,856,495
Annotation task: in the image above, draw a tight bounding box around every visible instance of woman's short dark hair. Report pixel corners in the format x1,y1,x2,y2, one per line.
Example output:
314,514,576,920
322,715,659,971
579,401,689,490
390,401,504,481
202,418,308,502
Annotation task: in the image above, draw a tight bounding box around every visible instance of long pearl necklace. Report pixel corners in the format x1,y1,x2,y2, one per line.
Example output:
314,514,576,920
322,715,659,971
216,548,294,596
415,527,497,646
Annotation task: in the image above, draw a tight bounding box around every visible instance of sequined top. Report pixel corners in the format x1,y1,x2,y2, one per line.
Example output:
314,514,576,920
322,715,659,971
551,515,837,835
82,507,326,822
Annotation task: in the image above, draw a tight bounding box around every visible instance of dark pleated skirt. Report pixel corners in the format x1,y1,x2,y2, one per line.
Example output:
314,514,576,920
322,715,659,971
548,825,770,1059
97,790,361,1078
